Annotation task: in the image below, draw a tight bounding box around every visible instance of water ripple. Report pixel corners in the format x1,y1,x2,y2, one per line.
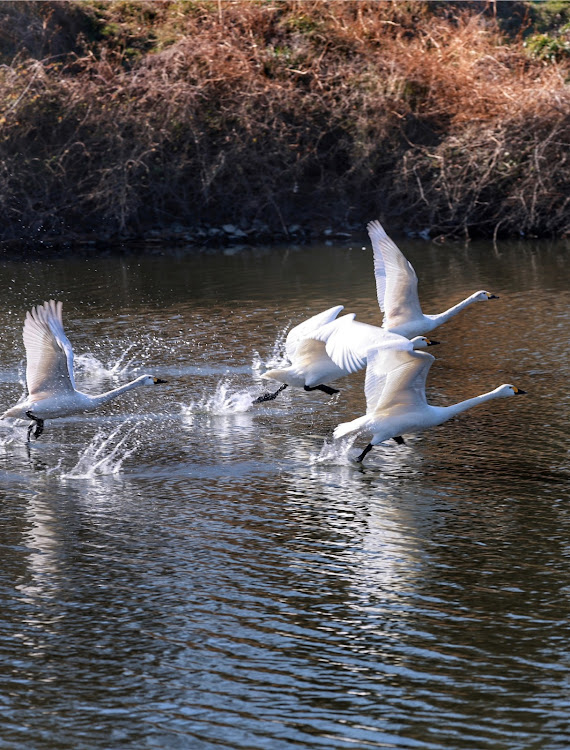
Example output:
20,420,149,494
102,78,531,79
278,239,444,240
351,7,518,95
0,243,569,749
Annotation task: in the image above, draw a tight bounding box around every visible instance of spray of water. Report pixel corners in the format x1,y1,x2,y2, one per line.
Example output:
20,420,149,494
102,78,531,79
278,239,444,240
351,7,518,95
312,435,360,466
182,379,257,416
0,370,29,446
74,343,139,381
61,420,141,479
251,322,291,373
0,418,26,448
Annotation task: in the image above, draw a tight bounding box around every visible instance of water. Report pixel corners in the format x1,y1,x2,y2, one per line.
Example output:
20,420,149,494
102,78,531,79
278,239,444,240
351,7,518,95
0,237,568,749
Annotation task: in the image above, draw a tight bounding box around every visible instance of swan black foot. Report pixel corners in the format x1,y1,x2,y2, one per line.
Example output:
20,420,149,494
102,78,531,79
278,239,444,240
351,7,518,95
393,436,405,445
253,383,288,404
25,411,44,441
356,443,373,463
304,384,339,396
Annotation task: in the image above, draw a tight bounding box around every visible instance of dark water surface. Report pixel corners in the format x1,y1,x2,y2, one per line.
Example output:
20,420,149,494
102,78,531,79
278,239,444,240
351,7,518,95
0,238,568,749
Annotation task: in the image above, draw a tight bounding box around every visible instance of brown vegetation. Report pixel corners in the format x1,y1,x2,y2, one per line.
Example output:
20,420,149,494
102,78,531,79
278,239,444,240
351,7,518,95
0,0,568,249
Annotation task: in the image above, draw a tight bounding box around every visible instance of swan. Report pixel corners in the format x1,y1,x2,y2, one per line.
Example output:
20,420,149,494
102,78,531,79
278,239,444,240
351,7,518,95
333,337,526,463
255,305,437,403
1,300,167,440
368,220,498,338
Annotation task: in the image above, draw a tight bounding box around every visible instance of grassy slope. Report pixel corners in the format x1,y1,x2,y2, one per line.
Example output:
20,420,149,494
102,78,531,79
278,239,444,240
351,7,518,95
0,0,568,248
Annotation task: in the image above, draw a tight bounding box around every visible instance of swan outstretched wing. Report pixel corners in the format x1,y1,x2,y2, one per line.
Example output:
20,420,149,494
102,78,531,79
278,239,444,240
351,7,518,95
365,340,434,413
305,313,378,375
285,305,344,359
367,220,423,326
23,300,76,396
313,318,405,377
306,319,412,381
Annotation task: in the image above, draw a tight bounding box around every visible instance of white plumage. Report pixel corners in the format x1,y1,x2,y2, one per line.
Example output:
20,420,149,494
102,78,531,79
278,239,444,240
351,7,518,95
368,220,498,338
1,300,167,440
333,336,526,463
255,305,436,403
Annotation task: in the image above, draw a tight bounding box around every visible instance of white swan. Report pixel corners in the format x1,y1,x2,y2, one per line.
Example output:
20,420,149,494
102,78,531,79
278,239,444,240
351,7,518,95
368,220,498,338
333,336,526,463
1,300,167,440
255,305,437,403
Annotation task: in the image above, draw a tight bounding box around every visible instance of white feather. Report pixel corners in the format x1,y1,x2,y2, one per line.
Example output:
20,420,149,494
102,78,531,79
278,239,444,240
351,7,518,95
367,220,498,337
2,301,167,438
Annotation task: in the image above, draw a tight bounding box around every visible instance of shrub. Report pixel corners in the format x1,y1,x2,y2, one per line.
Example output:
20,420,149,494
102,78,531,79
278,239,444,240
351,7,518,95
0,0,568,246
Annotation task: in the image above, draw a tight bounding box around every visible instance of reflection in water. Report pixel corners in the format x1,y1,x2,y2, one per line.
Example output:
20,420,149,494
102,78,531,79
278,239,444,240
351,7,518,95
17,493,62,604
0,239,568,749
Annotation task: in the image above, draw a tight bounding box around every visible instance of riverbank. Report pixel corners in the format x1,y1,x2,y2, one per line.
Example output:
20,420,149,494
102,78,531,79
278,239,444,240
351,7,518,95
0,0,569,252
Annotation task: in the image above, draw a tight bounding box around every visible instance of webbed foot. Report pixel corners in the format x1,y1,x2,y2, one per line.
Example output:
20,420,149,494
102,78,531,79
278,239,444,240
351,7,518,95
304,384,339,396
253,383,288,404
25,411,44,441
356,443,373,463
392,436,405,445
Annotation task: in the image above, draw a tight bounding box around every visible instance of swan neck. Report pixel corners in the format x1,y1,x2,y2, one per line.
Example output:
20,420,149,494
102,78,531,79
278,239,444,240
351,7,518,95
430,294,478,325
89,379,143,407
444,389,502,418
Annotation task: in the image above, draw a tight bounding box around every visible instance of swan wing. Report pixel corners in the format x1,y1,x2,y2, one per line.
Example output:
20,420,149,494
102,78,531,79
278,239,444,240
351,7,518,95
322,319,408,376
309,320,413,382
365,340,434,413
23,300,76,396
285,305,344,359
305,314,372,375
369,349,434,414
291,338,335,382
367,220,423,326
362,336,414,412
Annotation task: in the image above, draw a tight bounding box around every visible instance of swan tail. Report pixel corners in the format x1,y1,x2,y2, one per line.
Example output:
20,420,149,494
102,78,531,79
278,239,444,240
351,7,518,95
1,405,26,420
261,368,290,384
333,415,371,440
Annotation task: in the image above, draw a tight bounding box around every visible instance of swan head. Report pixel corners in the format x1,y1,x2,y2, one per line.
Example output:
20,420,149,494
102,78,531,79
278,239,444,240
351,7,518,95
474,290,499,301
495,384,527,398
136,375,168,386
411,336,440,349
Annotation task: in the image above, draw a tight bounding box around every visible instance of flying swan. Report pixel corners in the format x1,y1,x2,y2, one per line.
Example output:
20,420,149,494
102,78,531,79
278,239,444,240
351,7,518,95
333,336,526,463
368,220,498,338
255,305,438,403
1,300,167,440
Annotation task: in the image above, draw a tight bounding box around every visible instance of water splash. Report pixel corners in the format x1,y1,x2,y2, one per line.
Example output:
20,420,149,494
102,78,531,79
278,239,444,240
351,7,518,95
312,436,360,466
182,379,257,416
0,374,29,446
61,421,141,479
251,322,291,373
0,418,27,448
74,343,138,381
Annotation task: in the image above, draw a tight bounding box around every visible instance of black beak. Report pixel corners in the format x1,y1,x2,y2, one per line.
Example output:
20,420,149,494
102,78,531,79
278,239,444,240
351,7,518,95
515,388,526,395
488,294,499,299
155,378,168,384
427,339,440,346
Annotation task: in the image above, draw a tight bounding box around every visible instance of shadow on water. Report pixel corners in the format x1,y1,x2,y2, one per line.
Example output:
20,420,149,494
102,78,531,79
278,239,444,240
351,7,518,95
0,238,568,749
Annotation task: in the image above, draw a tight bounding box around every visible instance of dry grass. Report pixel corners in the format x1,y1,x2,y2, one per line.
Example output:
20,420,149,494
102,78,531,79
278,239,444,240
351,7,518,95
0,0,568,246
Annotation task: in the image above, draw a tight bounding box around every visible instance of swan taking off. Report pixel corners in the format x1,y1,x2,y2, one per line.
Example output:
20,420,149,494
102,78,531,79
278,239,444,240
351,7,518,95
333,336,526,463
368,220,498,338
1,300,167,440
255,305,437,403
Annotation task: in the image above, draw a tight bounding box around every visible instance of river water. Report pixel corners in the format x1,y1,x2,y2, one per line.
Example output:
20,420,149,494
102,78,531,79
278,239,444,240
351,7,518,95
0,236,568,749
